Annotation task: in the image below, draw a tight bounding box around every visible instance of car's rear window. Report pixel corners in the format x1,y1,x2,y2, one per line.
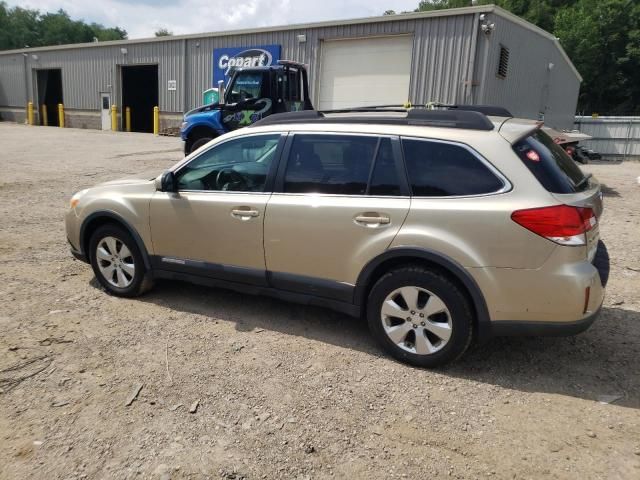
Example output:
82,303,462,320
513,130,588,193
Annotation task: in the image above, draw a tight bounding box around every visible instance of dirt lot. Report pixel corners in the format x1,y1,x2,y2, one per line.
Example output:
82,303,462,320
0,122,639,480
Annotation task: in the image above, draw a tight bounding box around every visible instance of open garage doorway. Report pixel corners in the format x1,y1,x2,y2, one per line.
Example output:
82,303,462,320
121,65,158,133
36,69,63,126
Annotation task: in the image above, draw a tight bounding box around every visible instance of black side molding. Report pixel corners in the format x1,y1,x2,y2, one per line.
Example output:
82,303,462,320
153,269,360,317
268,271,354,304
149,255,268,286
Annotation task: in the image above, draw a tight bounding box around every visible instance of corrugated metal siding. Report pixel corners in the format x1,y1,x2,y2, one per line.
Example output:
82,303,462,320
186,14,477,109
18,40,185,112
1,9,578,124
1,14,478,114
410,14,477,104
476,13,580,129
574,116,640,157
0,54,27,107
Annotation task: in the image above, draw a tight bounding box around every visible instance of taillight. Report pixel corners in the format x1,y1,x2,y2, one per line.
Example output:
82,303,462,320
511,205,596,246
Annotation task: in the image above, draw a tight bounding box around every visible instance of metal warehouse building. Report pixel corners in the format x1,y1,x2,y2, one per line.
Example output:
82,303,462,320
0,4,581,133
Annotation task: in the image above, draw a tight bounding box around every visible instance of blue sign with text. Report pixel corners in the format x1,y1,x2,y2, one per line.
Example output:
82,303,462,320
213,45,281,86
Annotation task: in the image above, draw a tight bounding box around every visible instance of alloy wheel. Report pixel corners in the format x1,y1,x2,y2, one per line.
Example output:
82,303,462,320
380,286,453,355
95,236,135,288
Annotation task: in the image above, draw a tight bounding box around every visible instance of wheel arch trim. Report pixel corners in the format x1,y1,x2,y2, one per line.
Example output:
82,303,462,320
354,247,492,341
79,211,152,270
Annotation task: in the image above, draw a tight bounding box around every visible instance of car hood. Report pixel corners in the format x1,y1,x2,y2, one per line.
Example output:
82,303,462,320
185,102,222,118
95,176,156,187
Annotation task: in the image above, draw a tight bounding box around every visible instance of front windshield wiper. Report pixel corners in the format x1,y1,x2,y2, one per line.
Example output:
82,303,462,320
574,172,593,190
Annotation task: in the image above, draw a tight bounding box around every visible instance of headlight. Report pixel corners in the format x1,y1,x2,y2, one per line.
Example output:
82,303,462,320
180,121,188,130
70,189,88,209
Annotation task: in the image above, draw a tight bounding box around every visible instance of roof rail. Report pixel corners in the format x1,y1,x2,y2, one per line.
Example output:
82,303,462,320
319,103,513,117
250,108,495,131
447,104,513,117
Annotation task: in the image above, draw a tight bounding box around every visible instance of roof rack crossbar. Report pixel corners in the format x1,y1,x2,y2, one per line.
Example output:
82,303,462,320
250,106,497,131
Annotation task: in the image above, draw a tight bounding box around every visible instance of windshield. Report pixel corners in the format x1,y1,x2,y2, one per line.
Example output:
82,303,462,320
513,129,588,193
227,71,266,103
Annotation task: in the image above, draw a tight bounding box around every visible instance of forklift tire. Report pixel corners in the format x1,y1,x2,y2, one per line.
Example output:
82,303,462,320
190,137,213,154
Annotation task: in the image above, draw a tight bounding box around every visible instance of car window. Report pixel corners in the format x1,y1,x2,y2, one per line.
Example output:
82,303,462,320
284,134,377,194
369,138,401,196
227,71,266,103
513,130,588,193
176,134,280,192
402,138,504,196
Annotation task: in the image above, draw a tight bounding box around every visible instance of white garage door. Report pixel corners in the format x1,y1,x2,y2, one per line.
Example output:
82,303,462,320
318,35,413,110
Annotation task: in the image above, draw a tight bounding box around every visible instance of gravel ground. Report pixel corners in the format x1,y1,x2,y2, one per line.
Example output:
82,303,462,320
0,122,639,480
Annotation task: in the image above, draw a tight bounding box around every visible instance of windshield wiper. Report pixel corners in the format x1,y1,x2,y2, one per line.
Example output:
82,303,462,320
574,172,593,190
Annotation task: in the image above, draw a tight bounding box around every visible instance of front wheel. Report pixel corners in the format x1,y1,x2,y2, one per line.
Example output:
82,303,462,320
367,267,473,368
89,225,153,297
189,137,213,154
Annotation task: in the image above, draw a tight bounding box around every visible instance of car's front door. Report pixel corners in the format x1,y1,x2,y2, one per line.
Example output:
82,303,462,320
264,133,411,301
149,133,283,284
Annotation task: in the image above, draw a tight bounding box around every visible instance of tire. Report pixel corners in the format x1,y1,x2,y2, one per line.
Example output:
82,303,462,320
367,267,473,368
189,137,213,154
89,224,153,297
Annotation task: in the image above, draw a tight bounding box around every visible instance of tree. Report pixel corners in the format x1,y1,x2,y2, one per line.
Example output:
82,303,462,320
155,28,173,37
0,1,126,50
555,0,640,114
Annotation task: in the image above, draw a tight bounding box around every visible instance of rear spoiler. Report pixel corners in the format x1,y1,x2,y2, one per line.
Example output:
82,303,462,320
498,117,543,144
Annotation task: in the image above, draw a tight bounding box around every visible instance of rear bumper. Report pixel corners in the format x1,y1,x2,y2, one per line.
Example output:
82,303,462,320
471,241,609,338
490,303,602,337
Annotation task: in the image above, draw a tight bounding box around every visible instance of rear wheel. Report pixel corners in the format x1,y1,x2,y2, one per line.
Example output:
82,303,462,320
367,267,473,367
89,225,153,297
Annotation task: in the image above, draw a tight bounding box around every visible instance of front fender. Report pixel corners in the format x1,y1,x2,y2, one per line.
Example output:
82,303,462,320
181,110,225,140
71,182,156,268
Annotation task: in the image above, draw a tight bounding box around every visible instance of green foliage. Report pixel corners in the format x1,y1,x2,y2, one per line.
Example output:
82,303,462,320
412,0,640,114
154,28,173,37
0,1,126,50
555,0,640,114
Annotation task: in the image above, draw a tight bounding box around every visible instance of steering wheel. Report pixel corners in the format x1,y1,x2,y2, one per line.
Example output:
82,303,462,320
216,168,248,191
239,89,255,100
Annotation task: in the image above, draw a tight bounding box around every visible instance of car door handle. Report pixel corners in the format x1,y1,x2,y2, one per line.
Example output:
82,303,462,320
354,214,391,225
231,208,260,218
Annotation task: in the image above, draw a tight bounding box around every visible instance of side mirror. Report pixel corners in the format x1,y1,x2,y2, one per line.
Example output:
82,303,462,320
157,170,177,192
218,80,225,105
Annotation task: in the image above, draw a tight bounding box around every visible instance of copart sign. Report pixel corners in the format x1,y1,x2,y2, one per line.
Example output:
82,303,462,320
213,45,281,85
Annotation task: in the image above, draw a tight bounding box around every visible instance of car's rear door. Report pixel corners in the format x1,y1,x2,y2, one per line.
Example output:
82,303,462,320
263,132,410,302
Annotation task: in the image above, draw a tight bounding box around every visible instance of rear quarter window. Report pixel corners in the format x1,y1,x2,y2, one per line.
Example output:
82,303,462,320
402,138,505,196
513,130,588,193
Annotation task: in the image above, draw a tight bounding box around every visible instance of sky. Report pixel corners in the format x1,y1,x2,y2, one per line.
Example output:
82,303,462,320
5,0,422,39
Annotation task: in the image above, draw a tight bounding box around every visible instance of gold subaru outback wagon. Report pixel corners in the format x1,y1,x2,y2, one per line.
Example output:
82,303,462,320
65,108,609,367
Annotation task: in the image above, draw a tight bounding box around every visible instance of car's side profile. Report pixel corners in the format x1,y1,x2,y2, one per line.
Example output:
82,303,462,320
66,109,608,367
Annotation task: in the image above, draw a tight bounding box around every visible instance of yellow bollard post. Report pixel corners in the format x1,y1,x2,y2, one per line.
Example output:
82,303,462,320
153,106,159,136
41,104,48,126
111,105,118,131
125,107,131,132
27,102,34,125
58,103,65,128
